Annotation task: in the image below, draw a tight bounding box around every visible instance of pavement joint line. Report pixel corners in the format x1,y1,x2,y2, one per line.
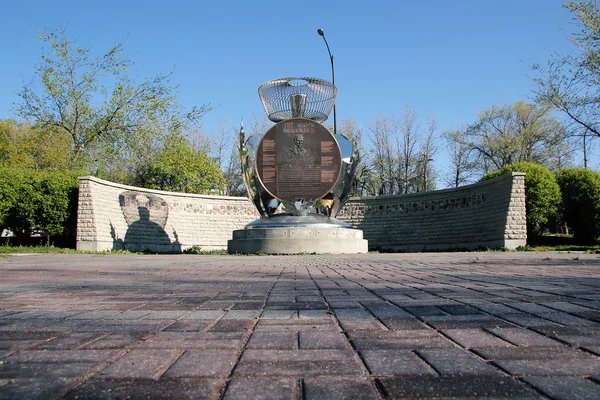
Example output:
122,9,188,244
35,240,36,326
306,264,385,400
217,265,283,400
515,376,553,399
357,301,392,331
293,378,303,400
72,333,108,350
581,345,600,357
588,376,600,385
481,327,521,347
411,350,442,377
151,349,185,380
53,337,148,399
0,334,62,360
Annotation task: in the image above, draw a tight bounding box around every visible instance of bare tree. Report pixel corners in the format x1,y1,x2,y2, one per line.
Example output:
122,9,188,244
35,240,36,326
442,128,480,187
415,117,438,192
367,113,397,195
397,105,422,194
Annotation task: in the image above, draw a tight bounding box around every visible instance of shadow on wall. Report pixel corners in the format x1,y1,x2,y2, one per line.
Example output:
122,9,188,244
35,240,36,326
110,191,182,252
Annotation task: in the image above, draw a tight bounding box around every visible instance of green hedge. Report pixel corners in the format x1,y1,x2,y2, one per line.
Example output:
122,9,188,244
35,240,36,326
555,168,600,245
0,168,80,247
482,162,561,242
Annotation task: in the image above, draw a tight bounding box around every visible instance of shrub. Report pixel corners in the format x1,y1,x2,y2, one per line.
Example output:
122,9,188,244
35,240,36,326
482,162,561,241
0,168,80,246
0,168,24,232
555,168,600,244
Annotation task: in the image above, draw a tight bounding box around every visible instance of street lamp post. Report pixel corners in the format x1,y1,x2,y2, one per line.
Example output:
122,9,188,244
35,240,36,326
317,29,336,135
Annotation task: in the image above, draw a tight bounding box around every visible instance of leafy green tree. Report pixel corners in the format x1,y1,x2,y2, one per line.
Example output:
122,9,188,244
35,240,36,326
0,168,80,245
446,102,572,174
0,119,73,170
132,135,225,194
482,162,561,241
14,26,209,176
555,168,600,244
532,1,600,142
0,168,24,233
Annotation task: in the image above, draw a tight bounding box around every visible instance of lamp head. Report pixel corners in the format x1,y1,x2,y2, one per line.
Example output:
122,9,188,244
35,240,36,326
317,29,324,36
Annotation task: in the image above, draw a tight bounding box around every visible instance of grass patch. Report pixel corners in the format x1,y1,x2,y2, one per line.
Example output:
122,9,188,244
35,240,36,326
516,244,600,253
0,245,80,254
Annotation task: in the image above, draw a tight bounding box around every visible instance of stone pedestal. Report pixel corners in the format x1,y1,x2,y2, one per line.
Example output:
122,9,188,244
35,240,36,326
227,226,368,254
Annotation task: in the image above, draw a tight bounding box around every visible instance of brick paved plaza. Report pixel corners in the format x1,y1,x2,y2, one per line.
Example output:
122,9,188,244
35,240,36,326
0,252,599,399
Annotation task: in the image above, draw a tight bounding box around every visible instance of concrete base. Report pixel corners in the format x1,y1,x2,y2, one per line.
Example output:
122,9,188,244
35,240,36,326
228,227,368,254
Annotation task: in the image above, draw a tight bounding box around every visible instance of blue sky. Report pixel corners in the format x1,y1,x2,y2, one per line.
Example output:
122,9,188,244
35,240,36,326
1,0,595,179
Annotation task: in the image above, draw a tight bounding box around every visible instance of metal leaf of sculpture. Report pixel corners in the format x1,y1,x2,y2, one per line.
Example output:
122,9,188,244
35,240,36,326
258,77,337,123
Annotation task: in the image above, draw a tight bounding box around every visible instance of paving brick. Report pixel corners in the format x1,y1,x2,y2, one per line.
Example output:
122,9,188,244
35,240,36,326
298,310,330,320
224,378,294,400
352,336,453,350
221,310,260,320
78,334,139,349
208,320,253,332
0,362,97,379
486,327,564,347
138,338,241,350
416,348,502,376
442,328,515,348
241,349,355,362
522,376,600,400
234,360,360,377
377,376,537,398
65,378,221,400
162,320,210,332
473,346,595,361
402,306,447,317
299,331,347,349
99,349,182,379
347,329,439,340
0,379,67,400
260,310,295,319
105,310,155,320
360,350,435,375
182,310,225,320
32,333,104,350
4,349,119,363
163,349,237,378
423,315,513,329
494,358,600,376
380,317,428,330
498,314,563,328
303,377,380,400
246,331,296,350
142,310,190,320
255,320,338,332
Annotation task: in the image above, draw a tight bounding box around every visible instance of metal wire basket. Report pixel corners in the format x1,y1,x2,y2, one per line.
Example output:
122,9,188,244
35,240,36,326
258,77,337,123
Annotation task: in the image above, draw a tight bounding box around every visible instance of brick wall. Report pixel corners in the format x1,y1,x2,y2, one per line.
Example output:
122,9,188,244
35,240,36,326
76,172,526,252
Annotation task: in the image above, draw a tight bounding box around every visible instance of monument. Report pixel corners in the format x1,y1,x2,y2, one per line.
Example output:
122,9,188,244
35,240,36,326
227,75,368,254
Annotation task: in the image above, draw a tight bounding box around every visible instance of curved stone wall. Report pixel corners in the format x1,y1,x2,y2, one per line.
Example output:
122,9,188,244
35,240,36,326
76,177,259,252
76,172,526,252
337,172,526,251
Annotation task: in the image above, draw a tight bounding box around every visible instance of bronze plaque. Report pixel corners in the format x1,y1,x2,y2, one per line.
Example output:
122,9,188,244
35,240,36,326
256,118,342,201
